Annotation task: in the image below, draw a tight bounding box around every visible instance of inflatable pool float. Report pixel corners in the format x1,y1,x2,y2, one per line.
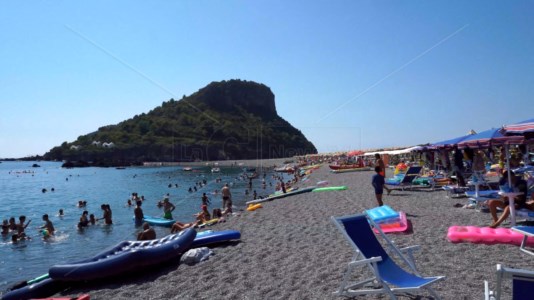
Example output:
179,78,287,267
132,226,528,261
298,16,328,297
142,215,175,227
1,277,68,300
365,205,400,223
246,203,263,211
197,218,220,228
312,186,347,192
329,164,364,170
49,229,196,282
246,186,316,205
191,230,241,248
373,212,408,233
330,167,371,173
447,226,534,246
316,180,329,186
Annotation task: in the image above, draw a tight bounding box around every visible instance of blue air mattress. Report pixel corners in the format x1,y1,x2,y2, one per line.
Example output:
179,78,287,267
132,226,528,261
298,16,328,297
48,228,196,282
1,278,66,300
142,215,175,227
191,230,241,248
245,186,316,205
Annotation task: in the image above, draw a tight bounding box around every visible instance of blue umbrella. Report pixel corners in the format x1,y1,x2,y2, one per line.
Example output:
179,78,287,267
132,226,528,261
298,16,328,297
427,133,474,149
457,128,523,149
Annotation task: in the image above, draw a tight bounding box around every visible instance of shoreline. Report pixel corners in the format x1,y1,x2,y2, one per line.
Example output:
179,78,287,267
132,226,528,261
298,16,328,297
42,164,532,299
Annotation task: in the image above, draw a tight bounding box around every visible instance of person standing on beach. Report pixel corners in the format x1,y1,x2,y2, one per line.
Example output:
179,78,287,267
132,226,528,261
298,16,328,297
453,146,466,187
372,166,385,206
374,154,392,195
221,183,232,210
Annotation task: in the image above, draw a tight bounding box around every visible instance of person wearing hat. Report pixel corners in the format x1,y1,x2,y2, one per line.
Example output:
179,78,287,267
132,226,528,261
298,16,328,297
195,205,211,223
162,197,175,220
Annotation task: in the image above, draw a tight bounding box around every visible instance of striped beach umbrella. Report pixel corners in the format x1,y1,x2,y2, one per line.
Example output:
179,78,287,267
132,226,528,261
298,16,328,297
456,128,523,149
501,118,534,140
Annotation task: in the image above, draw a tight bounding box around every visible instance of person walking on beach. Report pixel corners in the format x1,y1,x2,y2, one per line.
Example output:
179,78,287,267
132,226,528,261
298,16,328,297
162,198,175,220
372,166,385,206
137,222,156,240
374,154,392,195
134,201,144,226
221,183,232,210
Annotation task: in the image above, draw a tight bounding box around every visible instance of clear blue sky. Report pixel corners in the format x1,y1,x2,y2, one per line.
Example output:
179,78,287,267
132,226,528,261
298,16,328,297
1,1,533,158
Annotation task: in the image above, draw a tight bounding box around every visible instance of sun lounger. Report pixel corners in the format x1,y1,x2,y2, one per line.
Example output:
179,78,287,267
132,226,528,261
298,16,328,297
484,264,534,300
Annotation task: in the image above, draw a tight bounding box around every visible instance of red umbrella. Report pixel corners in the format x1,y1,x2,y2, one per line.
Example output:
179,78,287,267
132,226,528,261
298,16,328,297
347,150,364,157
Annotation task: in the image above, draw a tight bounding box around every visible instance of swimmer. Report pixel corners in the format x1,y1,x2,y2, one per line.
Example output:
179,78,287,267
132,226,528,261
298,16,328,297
1,220,9,235
89,214,96,225
16,216,31,238
8,217,17,231
78,211,89,228
39,214,55,237
58,209,64,217
134,201,144,226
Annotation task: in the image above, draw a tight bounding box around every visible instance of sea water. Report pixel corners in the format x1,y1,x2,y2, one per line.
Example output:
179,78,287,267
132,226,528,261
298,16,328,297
0,161,284,291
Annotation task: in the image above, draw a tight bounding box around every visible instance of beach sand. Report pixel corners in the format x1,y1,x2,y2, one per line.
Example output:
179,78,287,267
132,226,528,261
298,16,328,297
55,165,532,299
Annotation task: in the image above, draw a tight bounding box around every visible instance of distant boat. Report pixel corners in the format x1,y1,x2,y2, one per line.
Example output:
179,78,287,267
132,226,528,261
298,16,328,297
32,163,40,168
115,167,126,170
211,167,221,173
183,167,192,171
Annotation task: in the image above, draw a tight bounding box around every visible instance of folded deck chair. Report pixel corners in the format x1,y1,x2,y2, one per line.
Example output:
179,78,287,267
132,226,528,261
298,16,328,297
484,264,534,300
385,166,423,191
331,214,444,299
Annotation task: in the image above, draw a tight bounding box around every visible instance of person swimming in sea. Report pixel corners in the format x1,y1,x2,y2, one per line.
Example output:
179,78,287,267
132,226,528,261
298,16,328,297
39,214,55,238
1,219,9,235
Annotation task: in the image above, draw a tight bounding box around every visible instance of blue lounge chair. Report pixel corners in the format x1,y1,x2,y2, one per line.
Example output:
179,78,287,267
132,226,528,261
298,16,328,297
484,264,534,300
385,166,423,191
331,213,444,299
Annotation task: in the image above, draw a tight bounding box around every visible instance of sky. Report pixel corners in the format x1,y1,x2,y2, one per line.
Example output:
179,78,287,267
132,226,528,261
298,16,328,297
1,1,533,158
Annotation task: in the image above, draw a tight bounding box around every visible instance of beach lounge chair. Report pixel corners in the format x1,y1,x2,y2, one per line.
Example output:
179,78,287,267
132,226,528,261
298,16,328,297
385,166,423,191
484,264,534,300
331,213,444,299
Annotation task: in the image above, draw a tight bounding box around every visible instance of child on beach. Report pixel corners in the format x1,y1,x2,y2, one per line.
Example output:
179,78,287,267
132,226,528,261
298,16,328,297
372,166,385,206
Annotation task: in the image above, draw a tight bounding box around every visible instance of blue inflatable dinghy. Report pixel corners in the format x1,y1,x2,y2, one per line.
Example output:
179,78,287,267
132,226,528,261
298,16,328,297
49,228,196,281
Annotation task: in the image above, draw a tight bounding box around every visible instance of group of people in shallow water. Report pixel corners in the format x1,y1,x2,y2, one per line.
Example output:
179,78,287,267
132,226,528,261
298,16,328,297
2,214,55,242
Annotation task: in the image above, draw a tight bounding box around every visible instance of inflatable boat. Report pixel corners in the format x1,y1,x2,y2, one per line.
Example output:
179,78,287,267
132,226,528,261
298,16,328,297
49,229,196,281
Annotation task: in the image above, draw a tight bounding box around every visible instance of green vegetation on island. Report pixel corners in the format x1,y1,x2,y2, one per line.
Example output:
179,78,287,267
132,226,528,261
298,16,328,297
43,80,317,166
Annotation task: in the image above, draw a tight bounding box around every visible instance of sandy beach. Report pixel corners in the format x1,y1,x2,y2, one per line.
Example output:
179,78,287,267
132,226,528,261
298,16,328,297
53,164,532,299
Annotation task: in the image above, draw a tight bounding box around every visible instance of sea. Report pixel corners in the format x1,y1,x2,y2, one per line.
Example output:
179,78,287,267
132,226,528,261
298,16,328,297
0,160,286,292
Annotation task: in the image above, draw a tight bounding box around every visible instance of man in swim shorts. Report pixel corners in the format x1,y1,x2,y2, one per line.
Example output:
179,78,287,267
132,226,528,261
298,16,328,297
221,183,232,210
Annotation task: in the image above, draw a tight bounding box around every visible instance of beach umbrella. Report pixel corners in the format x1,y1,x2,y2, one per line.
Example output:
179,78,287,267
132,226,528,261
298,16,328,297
456,128,523,149
427,133,475,150
501,118,534,141
347,150,364,157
